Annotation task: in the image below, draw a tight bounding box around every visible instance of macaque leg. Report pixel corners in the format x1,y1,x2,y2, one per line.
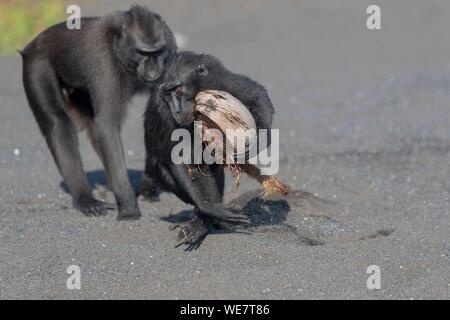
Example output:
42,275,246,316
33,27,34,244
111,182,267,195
22,61,111,216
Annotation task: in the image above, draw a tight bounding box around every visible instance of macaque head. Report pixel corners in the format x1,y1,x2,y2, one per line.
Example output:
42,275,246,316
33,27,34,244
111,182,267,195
159,52,220,125
115,6,177,83
159,80,196,126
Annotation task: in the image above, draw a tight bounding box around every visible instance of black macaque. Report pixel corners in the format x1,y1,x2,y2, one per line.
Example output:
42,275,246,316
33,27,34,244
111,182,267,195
143,51,275,250
21,6,176,220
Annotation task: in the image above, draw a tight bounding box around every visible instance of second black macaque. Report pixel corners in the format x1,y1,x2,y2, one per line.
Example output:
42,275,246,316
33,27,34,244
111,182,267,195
142,51,275,250
21,6,176,220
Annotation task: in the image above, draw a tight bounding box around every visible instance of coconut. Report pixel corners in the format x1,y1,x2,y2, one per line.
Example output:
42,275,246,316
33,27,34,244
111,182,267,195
193,90,289,198
194,90,258,163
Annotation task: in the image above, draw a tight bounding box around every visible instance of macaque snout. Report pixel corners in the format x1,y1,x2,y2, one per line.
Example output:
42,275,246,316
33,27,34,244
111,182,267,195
160,83,194,125
138,55,165,82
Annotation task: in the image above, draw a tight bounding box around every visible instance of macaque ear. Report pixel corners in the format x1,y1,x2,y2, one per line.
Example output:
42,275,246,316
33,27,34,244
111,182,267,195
121,10,134,34
196,63,208,76
153,13,162,21
120,17,129,36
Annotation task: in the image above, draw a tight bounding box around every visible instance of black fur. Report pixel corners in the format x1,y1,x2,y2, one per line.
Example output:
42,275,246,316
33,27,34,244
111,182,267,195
160,51,274,130
143,51,275,249
21,6,176,219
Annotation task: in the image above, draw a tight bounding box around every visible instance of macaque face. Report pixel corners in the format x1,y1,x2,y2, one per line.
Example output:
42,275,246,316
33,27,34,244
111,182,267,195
160,81,196,126
118,8,174,82
160,58,209,125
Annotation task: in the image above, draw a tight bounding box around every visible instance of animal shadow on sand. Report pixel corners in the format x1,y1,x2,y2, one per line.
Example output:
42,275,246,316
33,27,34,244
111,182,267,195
162,189,338,248
161,190,290,230
60,169,143,199
59,173,394,249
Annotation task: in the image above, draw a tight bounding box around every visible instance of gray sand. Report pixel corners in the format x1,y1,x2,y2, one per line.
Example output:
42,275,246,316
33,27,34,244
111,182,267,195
0,0,449,299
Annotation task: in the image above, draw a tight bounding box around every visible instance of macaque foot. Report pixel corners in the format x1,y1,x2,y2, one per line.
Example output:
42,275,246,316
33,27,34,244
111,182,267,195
117,207,142,221
138,175,161,203
171,216,209,251
138,192,160,203
73,196,114,217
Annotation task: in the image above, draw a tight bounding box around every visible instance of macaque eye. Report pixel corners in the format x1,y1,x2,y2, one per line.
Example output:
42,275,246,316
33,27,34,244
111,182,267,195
175,86,183,96
161,81,183,95
121,24,128,34
196,64,207,76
